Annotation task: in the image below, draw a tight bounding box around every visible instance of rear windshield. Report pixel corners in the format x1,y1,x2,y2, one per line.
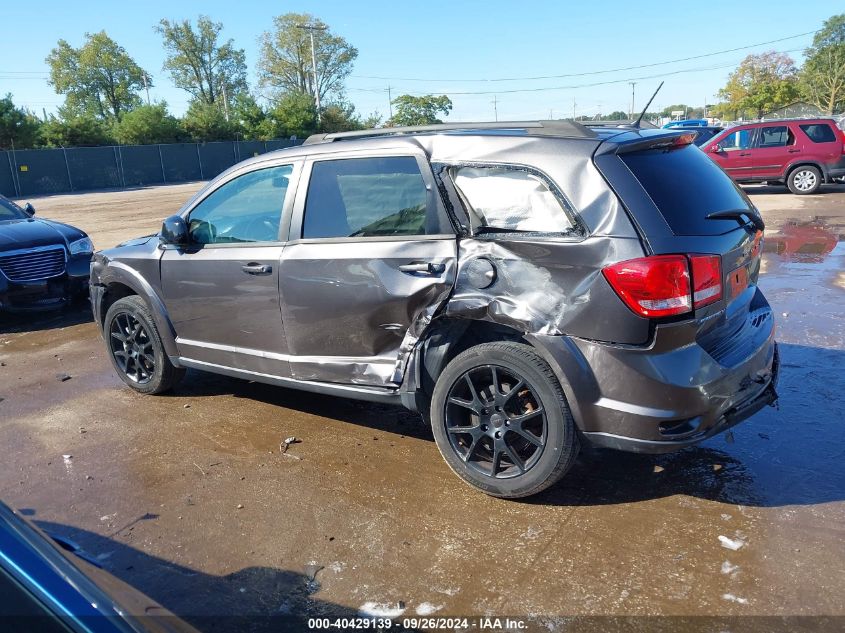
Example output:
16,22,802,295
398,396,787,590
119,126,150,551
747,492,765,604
620,144,752,235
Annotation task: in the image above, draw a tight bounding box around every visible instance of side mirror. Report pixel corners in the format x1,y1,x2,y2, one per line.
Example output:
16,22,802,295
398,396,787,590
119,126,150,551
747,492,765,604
710,144,721,153
160,215,189,246
23,202,35,216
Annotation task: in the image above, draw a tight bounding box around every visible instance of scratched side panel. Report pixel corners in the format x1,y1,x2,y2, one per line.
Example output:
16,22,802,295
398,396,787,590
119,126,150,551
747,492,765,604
445,236,649,343
278,238,457,386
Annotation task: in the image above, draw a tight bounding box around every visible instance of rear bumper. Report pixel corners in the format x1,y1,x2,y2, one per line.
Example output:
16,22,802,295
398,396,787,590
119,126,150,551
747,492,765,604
531,287,778,454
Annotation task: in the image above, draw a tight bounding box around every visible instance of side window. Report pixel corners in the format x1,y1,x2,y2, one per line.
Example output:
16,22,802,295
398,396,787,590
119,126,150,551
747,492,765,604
800,123,837,143
302,157,430,239
188,165,293,244
451,166,574,233
758,125,794,148
718,129,752,151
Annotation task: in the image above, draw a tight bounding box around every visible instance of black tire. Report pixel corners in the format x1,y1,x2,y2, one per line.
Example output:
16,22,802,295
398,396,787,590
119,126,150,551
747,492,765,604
430,342,578,498
787,165,822,195
103,295,185,395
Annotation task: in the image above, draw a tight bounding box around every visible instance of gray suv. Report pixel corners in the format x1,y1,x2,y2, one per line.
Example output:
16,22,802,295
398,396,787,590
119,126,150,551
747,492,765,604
90,121,779,498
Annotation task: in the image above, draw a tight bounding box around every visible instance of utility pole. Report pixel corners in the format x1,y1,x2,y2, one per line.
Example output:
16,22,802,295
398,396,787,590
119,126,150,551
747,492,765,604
297,22,327,125
492,95,498,121
221,83,230,122
387,84,393,119
629,82,637,120
142,73,150,105
572,96,576,120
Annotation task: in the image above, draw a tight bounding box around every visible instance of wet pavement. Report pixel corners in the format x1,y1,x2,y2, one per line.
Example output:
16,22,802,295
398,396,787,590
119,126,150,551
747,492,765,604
1,184,844,630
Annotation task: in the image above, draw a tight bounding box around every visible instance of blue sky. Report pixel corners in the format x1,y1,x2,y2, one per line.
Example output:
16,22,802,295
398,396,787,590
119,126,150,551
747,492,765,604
0,0,836,122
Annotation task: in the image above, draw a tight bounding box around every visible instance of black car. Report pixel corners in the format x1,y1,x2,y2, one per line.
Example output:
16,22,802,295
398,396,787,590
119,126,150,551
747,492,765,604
0,195,92,312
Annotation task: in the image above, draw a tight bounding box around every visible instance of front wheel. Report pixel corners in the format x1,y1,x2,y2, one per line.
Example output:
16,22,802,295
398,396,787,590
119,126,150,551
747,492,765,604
430,342,579,498
104,295,185,394
787,166,822,195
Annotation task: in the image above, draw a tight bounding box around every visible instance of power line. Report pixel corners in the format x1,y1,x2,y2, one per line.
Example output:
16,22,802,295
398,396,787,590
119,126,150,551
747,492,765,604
350,30,816,83
347,49,803,97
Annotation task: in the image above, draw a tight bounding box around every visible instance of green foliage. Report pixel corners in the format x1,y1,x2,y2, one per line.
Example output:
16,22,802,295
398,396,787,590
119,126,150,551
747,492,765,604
182,100,236,141
717,51,800,119
39,115,114,147
258,13,358,104
387,95,452,126
231,93,267,140
601,111,629,121
319,101,366,133
46,31,147,120
112,103,184,145
799,13,845,114
261,92,317,139
0,94,41,149
156,16,247,107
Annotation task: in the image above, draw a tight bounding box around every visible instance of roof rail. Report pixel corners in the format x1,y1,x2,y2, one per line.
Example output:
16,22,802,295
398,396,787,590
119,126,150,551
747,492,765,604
303,120,596,145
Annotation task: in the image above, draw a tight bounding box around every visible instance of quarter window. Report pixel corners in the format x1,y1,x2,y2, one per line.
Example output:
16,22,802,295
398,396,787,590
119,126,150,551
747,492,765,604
452,166,574,233
302,157,429,239
188,165,293,244
758,126,794,148
800,123,837,143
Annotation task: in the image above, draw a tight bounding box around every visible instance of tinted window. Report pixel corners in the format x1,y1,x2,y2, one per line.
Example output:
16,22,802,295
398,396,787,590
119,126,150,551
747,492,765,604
800,123,837,143
303,157,428,239
758,126,794,147
0,197,26,221
693,128,721,146
621,144,754,235
717,129,752,150
188,165,293,244
452,166,574,232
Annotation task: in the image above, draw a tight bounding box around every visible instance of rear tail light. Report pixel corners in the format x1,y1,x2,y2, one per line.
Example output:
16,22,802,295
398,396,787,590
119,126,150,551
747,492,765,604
690,255,722,308
603,254,723,318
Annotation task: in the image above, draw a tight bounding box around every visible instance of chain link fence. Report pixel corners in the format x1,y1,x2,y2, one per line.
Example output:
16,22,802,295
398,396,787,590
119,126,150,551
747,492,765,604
0,139,303,198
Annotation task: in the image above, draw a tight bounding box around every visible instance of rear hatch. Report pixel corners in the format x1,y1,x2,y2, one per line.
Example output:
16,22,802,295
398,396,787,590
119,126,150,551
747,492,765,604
593,131,768,366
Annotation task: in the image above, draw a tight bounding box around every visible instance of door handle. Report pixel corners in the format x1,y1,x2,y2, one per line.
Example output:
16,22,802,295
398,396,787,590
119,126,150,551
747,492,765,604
787,148,800,153
241,263,272,275
399,262,446,275
738,152,751,157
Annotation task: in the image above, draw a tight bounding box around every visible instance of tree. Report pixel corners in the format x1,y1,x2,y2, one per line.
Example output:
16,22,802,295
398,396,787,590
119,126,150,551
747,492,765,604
260,92,317,139
46,31,147,120
258,13,358,105
387,95,452,126
230,93,267,140
181,101,236,141
0,94,41,149
718,52,800,119
800,13,845,114
39,115,114,147
156,16,247,107
112,103,184,145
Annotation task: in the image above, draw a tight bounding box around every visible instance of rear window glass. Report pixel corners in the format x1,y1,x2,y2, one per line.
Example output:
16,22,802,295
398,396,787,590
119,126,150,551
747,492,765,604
800,123,837,143
621,144,752,235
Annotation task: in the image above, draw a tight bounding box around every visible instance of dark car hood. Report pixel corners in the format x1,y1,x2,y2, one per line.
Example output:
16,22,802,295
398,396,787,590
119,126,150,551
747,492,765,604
0,218,84,252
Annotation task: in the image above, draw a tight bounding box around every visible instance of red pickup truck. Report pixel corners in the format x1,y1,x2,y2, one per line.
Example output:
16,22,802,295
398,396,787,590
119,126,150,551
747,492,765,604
702,118,845,194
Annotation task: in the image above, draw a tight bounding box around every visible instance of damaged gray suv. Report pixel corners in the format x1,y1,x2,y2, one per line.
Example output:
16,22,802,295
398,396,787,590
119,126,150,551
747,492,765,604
91,121,779,498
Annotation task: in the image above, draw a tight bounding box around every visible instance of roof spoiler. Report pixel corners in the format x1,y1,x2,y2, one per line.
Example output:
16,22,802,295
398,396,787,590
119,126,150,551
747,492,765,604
303,120,597,145
611,130,699,154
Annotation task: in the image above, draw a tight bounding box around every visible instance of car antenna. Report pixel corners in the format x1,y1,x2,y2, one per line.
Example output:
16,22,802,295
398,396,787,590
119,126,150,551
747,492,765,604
633,81,664,129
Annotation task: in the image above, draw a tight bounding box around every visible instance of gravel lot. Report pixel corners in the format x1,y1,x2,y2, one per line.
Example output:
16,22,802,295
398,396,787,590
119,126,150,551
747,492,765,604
1,181,844,631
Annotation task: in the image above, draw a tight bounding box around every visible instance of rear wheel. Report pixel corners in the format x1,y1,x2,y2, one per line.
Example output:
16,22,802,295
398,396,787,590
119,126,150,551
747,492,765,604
430,342,578,498
787,166,822,195
104,296,185,394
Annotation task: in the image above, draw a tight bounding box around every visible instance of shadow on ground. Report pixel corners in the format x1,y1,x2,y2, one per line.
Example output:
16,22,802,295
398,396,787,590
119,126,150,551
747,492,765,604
161,343,845,510
0,301,93,334
21,515,388,633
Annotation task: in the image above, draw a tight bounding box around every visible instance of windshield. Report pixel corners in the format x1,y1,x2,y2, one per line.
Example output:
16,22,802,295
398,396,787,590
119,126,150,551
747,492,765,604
0,197,27,221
